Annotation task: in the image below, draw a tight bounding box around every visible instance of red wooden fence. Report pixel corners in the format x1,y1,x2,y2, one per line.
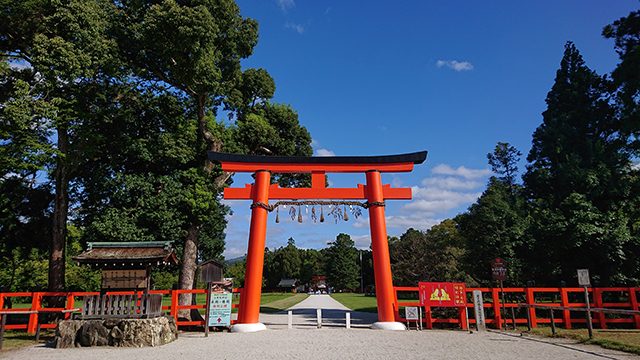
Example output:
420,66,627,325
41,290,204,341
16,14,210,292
393,286,640,330
2,286,638,333
0,288,242,334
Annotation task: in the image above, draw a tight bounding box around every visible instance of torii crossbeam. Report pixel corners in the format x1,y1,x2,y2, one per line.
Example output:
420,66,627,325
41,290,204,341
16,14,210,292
209,151,427,332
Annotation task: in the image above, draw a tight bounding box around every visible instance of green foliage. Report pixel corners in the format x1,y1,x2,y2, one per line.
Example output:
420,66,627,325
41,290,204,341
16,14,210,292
487,142,522,188
224,256,246,288
390,221,470,286
523,42,636,286
457,178,528,286
324,233,360,291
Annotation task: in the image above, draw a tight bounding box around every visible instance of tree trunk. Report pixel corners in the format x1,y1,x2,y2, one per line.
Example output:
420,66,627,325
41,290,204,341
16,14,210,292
177,224,200,320
49,126,69,308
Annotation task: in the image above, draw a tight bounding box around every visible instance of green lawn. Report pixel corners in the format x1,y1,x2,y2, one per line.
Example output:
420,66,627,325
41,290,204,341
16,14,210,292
259,293,308,313
160,292,307,314
330,293,378,313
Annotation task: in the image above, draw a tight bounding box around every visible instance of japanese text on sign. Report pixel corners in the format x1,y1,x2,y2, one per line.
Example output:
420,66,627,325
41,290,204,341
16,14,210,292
492,258,507,281
208,292,233,326
419,282,466,307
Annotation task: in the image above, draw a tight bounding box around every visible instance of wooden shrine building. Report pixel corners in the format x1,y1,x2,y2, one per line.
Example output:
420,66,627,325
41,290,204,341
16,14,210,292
73,241,178,293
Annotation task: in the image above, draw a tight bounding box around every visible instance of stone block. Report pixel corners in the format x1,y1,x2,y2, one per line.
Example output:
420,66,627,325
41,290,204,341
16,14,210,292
54,316,178,348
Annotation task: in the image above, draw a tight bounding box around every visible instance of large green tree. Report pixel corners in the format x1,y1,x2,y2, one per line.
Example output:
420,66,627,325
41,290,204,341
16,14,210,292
457,143,528,285
1,0,123,297
523,42,635,285
323,233,359,291
390,221,469,287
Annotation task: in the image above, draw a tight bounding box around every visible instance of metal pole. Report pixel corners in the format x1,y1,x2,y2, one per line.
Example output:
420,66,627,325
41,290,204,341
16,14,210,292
584,286,593,339
500,280,507,330
360,250,363,294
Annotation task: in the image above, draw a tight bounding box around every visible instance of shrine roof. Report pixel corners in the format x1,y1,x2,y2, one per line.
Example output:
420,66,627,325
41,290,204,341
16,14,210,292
208,151,427,165
73,241,178,268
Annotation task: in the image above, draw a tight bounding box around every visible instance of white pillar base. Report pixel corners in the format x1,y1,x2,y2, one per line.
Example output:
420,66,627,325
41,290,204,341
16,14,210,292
231,323,267,333
371,321,406,330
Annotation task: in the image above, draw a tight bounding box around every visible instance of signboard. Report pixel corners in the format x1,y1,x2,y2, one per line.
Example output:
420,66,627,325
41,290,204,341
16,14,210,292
101,269,147,290
419,282,466,307
492,258,507,281
405,306,419,321
208,292,233,326
577,269,591,286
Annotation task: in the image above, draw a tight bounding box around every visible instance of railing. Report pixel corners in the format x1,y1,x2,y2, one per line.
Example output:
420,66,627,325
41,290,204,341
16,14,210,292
0,288,242,333
393,286,640,330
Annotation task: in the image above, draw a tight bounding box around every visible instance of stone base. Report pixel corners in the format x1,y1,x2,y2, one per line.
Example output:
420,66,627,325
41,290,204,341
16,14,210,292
55,316,178,348
230,323,267,333
371,321,406,330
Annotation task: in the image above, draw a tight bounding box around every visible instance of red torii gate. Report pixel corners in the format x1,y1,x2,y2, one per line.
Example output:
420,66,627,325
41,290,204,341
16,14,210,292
209,151,427,332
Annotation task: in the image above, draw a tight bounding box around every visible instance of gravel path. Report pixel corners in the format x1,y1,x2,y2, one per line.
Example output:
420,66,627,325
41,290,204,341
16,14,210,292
3,294,638,360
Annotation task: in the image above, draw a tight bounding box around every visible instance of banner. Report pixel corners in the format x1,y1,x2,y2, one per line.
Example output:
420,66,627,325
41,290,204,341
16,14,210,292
419,282,466,307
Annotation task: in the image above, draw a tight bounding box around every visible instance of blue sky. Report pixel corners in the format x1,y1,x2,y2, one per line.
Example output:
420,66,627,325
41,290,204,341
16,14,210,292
221,0,640,259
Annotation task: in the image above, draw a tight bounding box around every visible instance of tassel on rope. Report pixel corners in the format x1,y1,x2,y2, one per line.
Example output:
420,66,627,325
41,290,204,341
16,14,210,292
320,206,325,222
275,206,280,223
298,205,303,223
343,204,349,221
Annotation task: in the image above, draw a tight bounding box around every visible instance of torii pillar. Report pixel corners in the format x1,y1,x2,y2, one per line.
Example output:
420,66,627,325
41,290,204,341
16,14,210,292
209,151,427,332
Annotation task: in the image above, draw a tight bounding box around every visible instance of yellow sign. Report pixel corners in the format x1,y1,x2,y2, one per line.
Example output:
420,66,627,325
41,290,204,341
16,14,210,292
430,288,451,302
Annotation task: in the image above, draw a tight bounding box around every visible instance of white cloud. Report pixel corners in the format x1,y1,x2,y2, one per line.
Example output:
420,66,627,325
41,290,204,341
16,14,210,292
431,164,491,179
285,22,305,34
315,148,335,157
351,234,371,249
385,215,441,231
420,176,482,190
276,0,295,12
436,60,474,71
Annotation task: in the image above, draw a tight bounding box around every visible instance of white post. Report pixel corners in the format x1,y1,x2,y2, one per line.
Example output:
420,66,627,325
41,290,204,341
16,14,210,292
346,312,351,329
288,310,293,329
317,309,322,329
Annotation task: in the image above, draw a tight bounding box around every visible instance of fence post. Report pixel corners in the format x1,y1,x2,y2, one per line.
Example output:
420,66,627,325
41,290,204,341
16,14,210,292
492,288,502,329
65,292,76,320
594,287,606,329
560,287,571,329
392,287,400,322
424,306,433,329
458,306,468,330
170,289,179,320
630,287,640,329
525,287,537,328
27,291,42,334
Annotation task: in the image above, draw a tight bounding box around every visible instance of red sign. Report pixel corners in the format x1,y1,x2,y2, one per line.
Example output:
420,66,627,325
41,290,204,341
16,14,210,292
492,258,507,281
419,282,466,307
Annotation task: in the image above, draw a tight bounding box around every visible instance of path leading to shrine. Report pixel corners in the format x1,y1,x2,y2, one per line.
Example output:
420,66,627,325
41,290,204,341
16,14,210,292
5,295,638,359
259,293,378,329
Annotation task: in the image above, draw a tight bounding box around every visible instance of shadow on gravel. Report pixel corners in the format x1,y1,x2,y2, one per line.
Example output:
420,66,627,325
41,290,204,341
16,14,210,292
489,330,623,360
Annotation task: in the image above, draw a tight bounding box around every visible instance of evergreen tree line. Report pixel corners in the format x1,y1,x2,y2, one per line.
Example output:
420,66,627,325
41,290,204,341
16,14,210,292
225,235,375,292
390,11,640,287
